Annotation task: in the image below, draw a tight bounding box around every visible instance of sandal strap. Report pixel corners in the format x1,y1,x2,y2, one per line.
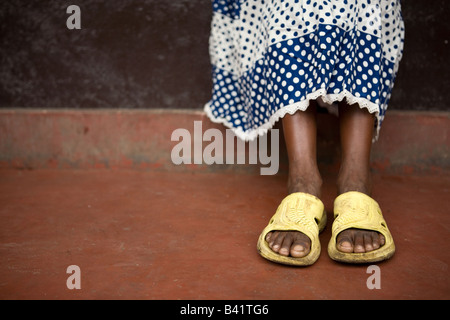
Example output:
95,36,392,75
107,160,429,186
332,191,390,238
264,192,325,241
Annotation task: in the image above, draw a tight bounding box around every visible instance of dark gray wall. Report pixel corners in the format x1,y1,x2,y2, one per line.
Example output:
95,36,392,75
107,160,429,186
0,0,448,111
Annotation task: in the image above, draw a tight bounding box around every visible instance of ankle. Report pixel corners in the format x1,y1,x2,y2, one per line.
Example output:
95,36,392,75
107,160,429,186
288,168,323,198
337,168,373,196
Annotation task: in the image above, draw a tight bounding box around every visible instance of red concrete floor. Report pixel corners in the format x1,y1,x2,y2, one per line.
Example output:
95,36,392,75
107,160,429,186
0,168,449,300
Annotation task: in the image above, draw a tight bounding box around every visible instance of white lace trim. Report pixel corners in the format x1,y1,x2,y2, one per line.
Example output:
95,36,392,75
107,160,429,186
204,89,382,143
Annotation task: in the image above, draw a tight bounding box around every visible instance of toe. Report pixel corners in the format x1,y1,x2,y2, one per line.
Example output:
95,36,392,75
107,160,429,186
336,229,386,253
266,231,276,250
353,232,366,253
337,230,354,253
364,233,374,252
290,236,310,258
371,232,385,250
266,231,311,257
269,231,283,253
379,233,386,246
278,233,294,256
371,232,380,250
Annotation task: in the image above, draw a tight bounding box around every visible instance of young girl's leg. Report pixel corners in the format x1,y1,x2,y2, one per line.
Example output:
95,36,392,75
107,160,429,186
335,101,385,253
265,101,323,258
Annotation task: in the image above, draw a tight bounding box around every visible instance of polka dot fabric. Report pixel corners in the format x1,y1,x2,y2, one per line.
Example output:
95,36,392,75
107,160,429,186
205,0,404,141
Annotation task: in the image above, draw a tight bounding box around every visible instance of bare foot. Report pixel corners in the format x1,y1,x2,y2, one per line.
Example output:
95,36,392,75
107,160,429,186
336,228,385,253
265,169,322,258
265,230,311,257
336,170,385,253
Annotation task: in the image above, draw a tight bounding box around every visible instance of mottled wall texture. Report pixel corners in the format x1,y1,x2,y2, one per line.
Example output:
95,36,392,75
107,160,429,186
0,0,448,110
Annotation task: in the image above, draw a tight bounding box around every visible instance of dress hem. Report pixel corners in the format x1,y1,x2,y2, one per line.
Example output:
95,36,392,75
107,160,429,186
204,89,381,143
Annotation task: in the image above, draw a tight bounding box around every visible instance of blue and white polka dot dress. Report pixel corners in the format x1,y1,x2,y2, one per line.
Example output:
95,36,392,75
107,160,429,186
204,0,404,141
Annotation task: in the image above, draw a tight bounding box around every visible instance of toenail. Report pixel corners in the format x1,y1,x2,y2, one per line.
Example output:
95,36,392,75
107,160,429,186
293,245,305,252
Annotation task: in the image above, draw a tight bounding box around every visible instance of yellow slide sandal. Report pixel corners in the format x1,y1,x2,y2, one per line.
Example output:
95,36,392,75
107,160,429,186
257,192,327,266
328,191,395,264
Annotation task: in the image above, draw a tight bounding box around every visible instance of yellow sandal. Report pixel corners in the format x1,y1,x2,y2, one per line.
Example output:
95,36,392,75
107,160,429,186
328,191,395,264
257,192,327,266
